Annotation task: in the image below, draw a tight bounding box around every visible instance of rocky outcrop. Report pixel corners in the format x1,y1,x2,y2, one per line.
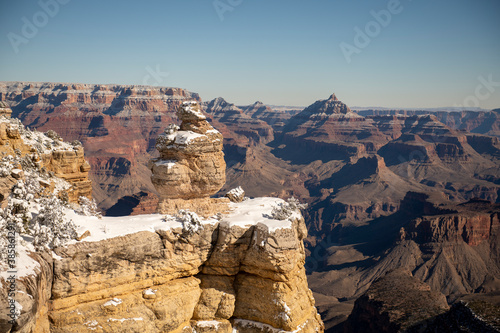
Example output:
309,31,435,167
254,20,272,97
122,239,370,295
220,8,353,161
0,106,323,332
0,116,91,203
0,251,53,333
344,269,450,333
2,198,324,333
404,211,498,246
149,101,228,217
0,102,12,118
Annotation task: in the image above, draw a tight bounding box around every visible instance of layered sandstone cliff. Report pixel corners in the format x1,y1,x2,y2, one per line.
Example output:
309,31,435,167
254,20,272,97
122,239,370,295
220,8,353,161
0,108,91,204
149,101,228,217
46,198,323,332
1,199,324,332
204,98,274,145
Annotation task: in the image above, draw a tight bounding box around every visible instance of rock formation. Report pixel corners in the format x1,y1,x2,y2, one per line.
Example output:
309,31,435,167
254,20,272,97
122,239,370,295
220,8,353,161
0,198,324,332
344,269,500,333
203,98,274,145
0,101,12,118
44,198,323,332
344,269,450,332
149,101,228,217
0,112,91,204
358,108,500,138
308,194,500,330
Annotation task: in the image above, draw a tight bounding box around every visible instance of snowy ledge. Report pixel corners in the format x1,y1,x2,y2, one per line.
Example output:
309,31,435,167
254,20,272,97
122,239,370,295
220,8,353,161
1,198,299,280
68,197,296,243
181,101,206,120
166,130,205,146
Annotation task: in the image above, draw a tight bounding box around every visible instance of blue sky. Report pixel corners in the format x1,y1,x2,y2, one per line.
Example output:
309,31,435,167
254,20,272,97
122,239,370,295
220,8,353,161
1,0,499,109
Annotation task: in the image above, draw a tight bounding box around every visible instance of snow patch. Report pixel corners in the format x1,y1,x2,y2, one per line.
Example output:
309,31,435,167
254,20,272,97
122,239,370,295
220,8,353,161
60,198,297,243
154,159,177,170
1,243,41,281
107,317,143,323
181,101,206,119
103,298,122,307
144,288,157,295
84,320,102,331
169,130,205,145
195,320,221,329
206,129,220,134
52,251,63,261
223,197,294,232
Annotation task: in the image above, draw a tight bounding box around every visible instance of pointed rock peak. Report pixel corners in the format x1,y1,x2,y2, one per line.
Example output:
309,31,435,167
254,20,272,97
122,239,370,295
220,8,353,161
208,97,230,108
328,93,339,101
253,101,264,106
298,93,355,117
212,97,226,104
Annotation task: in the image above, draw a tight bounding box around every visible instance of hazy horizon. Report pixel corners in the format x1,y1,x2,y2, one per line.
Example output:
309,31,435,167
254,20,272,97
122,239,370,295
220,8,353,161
1,0,499,109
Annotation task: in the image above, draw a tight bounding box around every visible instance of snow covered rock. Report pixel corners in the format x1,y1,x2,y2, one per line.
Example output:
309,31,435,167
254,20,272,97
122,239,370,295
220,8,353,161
225,186,245,203
0,116,92,205
149,101,228,217
14,197,324,332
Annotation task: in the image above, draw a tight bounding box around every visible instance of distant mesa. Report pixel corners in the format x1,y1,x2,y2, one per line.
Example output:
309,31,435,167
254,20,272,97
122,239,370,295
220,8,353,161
204,97,275,145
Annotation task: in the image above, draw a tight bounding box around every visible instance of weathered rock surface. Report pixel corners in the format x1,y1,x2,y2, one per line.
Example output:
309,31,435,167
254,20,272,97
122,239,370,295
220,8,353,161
0,102,12,118
0,116,91,204
149,101,228,216
2,199,324,333
0,251,53,333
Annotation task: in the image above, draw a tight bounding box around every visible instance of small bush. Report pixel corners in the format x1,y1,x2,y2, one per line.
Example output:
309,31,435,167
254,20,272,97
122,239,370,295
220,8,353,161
164,209,203,236
271,197,308,221
76,196,102,218
32,195,77,250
